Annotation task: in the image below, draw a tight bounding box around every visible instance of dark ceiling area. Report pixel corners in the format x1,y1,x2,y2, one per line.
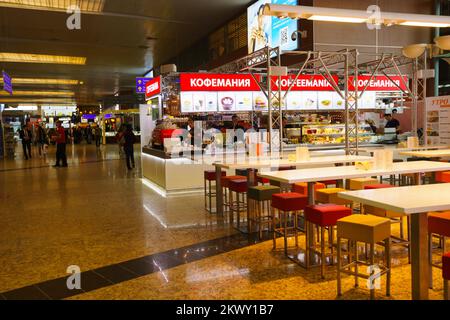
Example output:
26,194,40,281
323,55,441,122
0,0,254,106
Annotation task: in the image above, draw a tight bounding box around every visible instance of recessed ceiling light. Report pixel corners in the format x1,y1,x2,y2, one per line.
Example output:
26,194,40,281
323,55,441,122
0,0,105,12
308,15,366,23
0,90,75,96
0,53,87,65
0,78,79,85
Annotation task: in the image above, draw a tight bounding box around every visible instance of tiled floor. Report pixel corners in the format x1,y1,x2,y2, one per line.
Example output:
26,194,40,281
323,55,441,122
0,143,448,300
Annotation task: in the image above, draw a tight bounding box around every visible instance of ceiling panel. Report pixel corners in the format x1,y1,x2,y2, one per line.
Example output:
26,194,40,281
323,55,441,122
0,0,253,105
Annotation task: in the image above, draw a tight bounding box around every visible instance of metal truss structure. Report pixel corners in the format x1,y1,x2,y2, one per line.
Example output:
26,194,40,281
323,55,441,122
185,43,426,155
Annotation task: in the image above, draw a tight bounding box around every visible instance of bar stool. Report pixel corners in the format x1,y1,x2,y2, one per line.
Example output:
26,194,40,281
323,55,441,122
382,159,403,185
221,175,246,214
316,188,353,208
363,184,410,263
228,179,248,228
247,185,281,238
271,192,308,253
257,176,271,185
320,180,338,188
348,178,379,191
304,204,352,278
428,211,450,288
436,171,450,183
443,252,450,300
204,170,226,213
337,215,391,300
292,182,326,197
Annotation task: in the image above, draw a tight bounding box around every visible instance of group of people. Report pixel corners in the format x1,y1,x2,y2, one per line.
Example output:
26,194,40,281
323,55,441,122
18,123,50,160
69,125,102,146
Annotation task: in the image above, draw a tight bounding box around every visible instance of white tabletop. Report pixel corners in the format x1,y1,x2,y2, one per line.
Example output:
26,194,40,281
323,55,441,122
359,145,449,153
214,155,373,170
258,161,450,184
339,183,450,214
399,149,450,158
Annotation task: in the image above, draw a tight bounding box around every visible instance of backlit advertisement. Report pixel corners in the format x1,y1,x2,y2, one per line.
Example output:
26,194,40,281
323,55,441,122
247,0,298,54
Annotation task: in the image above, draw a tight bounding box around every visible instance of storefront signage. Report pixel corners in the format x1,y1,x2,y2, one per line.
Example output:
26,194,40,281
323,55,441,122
271,75,339,91
136,77,152,94
349,75,409,92
425,95,450,146
2,71,12,95
145,76,161,98
180,74,260,92
247,0,299,54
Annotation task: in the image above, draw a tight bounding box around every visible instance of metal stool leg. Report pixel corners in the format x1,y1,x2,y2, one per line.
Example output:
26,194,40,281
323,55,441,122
337,236,342,296
321,226,326,279
370,243,375,300
354,240,359,288
429,233,434,289
385,238,391,296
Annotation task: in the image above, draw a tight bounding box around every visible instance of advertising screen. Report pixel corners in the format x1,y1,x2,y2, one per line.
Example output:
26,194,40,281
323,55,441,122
247,0,298,54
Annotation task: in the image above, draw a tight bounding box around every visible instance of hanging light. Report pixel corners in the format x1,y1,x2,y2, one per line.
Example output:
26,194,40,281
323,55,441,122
402,44,428,58
434,35,450,51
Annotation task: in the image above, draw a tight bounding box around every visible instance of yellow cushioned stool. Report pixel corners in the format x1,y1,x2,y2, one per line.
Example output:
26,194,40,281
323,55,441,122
337,215,392,300
316,188,353,207
348,178,379,191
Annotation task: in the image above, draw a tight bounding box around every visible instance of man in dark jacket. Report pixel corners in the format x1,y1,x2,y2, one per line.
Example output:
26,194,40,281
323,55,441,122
18,124,32,160
123,124,136,170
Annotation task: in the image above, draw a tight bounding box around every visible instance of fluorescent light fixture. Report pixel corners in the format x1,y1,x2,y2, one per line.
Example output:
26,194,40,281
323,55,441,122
0,0,105,12
5,105,38,111
263,4,450,28
0,78,80,85
308,15,366,23
399,21,450,28
0,98,75,103
0,90,74,96
0,53,86,65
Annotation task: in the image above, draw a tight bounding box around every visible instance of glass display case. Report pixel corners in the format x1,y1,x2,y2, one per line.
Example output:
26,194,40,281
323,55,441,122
301,123,376,145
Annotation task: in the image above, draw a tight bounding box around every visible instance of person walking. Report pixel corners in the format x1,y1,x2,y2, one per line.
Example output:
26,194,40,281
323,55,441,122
123,124,136,170
18,124,32,160
94,126,102,147
36,123,48,158
52,121,68,168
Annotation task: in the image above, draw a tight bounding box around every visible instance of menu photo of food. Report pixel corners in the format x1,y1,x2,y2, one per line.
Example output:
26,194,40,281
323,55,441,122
193,93,206,112
286,91,303,110
253,92,268,111
332,91,345,109
180,92,194,113
359,91,376,109
427,111,439,123
301,92,318,110
218,92,236,112
235,92,253,111
317,92,333,110
204,92,218,112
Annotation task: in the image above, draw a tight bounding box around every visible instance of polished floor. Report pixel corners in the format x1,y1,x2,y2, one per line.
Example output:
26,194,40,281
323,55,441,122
0,143,448,300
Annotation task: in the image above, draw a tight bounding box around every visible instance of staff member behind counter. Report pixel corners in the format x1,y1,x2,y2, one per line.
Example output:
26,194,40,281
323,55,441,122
384,111,401,134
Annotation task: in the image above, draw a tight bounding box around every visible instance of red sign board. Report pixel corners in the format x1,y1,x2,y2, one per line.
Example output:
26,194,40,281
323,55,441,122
180,73,260,92
271,75,339,91
349,75,408,92
145,76,161,98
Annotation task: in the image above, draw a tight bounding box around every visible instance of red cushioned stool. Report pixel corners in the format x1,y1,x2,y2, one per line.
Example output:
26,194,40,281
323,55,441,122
364,184,394,190
204,170,226,213
443,252,450,300
221,175,245,214
428,211,450,288
436,171,450,183
321,180,338,187
228,179,248,229
271,192,308,253
304,204,352,278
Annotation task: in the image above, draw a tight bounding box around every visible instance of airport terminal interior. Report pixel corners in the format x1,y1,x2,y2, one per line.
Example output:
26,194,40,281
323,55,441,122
0,0,450,301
